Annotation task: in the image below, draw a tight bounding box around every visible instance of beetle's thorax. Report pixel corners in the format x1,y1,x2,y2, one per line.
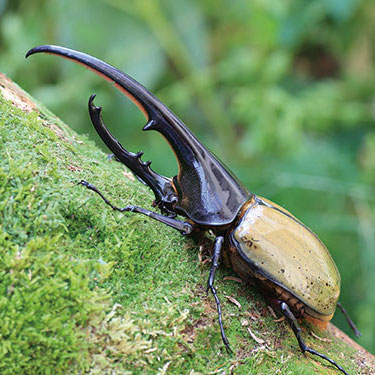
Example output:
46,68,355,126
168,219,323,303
151,112,250,226
170,158,250,226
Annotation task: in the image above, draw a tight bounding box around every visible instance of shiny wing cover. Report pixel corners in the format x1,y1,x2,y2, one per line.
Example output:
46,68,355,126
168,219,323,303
231,196,340,316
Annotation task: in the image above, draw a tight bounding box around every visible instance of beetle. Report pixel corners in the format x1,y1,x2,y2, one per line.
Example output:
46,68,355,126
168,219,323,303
26,45,361,374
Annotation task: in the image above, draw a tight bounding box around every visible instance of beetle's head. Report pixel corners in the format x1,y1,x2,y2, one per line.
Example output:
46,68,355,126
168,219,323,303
26,45,250,225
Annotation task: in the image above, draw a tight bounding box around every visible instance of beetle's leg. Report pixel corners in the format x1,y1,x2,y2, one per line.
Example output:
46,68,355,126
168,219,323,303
337,302,361,337
79,180,192,235
206,236,232,353
280,302,348,375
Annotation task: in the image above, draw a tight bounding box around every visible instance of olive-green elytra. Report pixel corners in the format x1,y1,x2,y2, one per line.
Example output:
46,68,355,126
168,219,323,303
232,196,341,320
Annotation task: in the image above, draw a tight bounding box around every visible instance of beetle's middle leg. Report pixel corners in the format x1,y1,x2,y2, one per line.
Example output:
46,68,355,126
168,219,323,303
79,180,193,235
280,302,348,375
206,236,232,352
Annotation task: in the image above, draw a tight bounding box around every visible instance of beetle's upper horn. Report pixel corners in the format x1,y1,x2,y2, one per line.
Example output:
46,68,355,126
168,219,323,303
26,45,249,225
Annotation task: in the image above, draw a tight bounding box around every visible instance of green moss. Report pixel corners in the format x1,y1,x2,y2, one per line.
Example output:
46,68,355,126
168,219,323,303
0,79,369,374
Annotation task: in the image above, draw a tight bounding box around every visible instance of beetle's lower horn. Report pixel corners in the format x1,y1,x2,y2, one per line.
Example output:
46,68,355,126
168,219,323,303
87,94,176,207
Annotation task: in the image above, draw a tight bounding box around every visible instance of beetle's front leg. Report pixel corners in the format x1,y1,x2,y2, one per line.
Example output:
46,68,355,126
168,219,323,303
79,180,192,235
206,236,232,352
280,302,348,375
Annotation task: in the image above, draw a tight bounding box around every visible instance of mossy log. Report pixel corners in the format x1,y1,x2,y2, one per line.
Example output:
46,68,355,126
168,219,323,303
0,73,374,375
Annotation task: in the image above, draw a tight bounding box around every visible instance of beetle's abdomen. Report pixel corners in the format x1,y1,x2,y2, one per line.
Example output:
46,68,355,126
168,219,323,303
231,196,340,318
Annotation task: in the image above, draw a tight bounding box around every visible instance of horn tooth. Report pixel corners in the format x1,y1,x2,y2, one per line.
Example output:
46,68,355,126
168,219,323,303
143,119,156,131
135,151,144,158
145,160,152,167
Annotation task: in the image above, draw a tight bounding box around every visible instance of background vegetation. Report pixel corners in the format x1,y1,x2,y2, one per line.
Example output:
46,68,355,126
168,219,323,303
1,0,374,360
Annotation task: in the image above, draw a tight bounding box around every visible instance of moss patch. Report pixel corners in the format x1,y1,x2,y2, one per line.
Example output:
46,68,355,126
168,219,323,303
0,75,371,374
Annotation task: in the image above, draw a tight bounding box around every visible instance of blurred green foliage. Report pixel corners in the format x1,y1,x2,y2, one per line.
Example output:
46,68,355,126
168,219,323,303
1,0,375,354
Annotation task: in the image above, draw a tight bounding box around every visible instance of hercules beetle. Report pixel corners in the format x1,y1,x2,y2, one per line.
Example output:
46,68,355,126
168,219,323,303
26,45,361,374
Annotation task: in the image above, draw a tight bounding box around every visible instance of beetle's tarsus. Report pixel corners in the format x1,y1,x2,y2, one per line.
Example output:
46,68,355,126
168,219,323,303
222,339,233,354
79,180,193,234
79,179,118,210
78,180,92,188
206,237,232,351
337,302,361,337
280,302,349,375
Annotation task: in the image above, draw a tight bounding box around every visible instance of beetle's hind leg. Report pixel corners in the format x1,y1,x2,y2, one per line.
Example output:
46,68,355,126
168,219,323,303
206,236,232,353
337,302,361,337
79,180,192,235
279,302,348,375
